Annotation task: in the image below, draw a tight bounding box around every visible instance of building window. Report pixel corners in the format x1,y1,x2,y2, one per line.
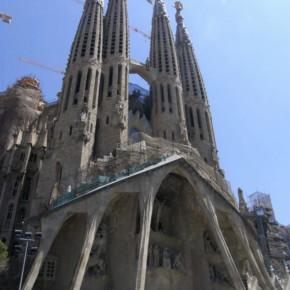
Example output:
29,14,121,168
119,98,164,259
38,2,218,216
75,71,82,94
85,68,92,91
16,208,26,224
19,152,25,162
63,76,72,112
4,204,14,230
106,116,109,125
197,109,202,129
22,176,32,201
39,256,58,281
12,178,20,197
69,126,73,136
56,162,62,184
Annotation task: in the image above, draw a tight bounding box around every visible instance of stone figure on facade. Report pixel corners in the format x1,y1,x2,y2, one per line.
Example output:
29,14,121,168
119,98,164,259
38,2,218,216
88,246,106,276
153,245,160,268
148,244,154,267
173,252,184,272
163,247,171,269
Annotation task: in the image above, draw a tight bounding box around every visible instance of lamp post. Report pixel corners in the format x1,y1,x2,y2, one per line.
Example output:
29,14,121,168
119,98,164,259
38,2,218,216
14,230,42,290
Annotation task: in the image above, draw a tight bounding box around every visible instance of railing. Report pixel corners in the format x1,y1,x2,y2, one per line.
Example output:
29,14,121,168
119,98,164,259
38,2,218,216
51,154,170,208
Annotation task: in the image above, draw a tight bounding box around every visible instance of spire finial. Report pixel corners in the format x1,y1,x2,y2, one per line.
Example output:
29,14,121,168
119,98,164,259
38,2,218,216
173,1,184,24
238,188,249,214
173,1,183,12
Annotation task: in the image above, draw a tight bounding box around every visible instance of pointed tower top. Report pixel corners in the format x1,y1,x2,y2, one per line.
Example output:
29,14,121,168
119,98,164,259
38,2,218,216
173,1,184,24
153,0,168,18
238,188,249,214
174,2,191,45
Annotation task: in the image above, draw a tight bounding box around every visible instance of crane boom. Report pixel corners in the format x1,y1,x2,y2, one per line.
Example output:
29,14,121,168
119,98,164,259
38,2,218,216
0,12,12,24
129,25,151,40
19,57,65,75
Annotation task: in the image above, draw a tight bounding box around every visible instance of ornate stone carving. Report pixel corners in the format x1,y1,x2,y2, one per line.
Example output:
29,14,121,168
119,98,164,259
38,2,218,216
88,247,106,276
162,247,171,269
153,245,160,268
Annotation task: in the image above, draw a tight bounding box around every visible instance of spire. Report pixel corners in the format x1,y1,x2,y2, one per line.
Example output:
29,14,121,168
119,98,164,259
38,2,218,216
38,0,104,196
149,0,189,144
95,0,130,157
153,0,168,18
238,188,249,214
174,2,219,168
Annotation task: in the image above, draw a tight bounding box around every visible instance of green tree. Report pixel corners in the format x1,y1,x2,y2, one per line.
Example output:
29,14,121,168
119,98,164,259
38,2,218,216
0,241,8,266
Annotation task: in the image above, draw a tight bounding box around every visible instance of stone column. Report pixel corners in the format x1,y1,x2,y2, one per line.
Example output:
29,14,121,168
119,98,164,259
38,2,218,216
69,213,100,290
23,216,64,290
198,195,246,290
134,178,155,290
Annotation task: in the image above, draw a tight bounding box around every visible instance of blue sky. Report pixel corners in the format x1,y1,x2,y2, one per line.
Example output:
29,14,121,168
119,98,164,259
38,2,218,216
0,0,289,225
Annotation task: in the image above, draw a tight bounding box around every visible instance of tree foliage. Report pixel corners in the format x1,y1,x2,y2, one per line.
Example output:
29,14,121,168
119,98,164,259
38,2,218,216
0,241,8,265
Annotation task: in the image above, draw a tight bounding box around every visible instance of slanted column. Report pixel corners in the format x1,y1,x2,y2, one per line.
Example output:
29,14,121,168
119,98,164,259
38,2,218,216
70,213,101,290
232,223,275,290
23,217,65,290
198,195,246,290
135,179,155,290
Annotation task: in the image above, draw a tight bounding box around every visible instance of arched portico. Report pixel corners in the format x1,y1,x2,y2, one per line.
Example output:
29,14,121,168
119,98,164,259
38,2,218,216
22,157,272,290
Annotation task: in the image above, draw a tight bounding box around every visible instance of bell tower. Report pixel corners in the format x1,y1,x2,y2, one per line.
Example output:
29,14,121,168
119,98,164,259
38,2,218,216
174,1,219,168
33,0,104,209
95,0,130,157
149,0,189,144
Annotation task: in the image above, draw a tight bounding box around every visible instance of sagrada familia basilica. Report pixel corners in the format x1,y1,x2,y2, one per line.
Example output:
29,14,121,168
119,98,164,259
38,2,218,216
0,0,289,289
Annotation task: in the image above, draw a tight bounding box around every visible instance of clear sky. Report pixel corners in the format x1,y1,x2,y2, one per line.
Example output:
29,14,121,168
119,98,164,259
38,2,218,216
0,0,289,225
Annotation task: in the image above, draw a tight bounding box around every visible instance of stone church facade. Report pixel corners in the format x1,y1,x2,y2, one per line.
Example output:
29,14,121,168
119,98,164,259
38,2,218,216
0,0,289,289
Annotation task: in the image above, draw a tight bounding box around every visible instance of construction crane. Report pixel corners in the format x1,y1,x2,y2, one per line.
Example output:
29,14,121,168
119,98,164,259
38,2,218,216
0,12,12,24
129,25,151,41
19,57,65,75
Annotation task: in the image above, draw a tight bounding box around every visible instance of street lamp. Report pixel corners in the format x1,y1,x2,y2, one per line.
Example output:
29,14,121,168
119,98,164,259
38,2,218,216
14,230,42,290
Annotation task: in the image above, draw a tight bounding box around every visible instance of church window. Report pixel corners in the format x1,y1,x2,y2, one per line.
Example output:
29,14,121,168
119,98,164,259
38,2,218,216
81,32,89,57
4,204,14,230
19,152,25,162
22,176,32,201
98,73,104,106
63,76,72,112
189,108,194,127
172,132,175,140
197,109,202,129
85,68,92,91
106,116,109,125
75,71,82,94
12,179,19,197
39,256,58,281
56,162,62,184
16,208,26,224
167,84,172,103
108,67,113,88
117,65,122,86
69,126,73,136
175,87,181,117
160,85,164,103
93,71,99,108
